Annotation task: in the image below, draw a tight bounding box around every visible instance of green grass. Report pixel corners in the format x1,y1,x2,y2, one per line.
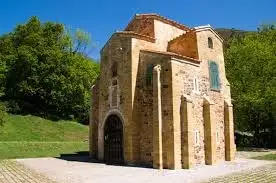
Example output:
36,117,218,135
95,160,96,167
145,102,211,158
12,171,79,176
0,142,88,159
0,114,89,159
0,114,88,141
253,153,276,161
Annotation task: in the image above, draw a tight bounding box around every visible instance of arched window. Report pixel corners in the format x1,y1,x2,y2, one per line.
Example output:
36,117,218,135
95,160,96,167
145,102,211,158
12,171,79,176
111,62,117,77
209,61,220,90
208,37,213,49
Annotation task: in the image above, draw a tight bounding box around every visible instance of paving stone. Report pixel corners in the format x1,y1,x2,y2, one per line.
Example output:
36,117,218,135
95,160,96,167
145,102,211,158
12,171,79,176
0,160,57,183
206,163,276,183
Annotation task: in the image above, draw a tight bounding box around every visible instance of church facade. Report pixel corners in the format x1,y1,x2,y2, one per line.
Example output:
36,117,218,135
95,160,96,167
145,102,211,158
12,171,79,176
89,13,236,169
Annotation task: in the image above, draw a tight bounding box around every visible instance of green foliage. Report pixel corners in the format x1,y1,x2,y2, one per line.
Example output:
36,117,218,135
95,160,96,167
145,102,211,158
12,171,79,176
225,24,276,148
0,103,7,126
0,17,99,123
0,114,88,141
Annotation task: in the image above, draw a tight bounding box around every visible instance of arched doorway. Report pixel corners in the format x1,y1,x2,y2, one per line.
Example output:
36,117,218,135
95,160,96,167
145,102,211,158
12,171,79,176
104,114,124,164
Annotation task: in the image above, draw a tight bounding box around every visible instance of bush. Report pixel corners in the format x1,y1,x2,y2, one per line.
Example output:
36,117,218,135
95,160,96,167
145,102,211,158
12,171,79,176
0,102,7,126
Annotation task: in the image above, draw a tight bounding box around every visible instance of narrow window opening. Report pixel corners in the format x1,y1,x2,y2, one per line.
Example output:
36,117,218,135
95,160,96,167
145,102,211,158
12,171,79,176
194,130,200,146
146,64,154,87
193,77,200,93
216,130,220,144
111,62,117,77
208,37,213,49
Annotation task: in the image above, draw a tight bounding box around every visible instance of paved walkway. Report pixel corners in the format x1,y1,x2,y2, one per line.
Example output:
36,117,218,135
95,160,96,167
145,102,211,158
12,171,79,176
207,163,276,182
15,157,275,183
0,160,56,183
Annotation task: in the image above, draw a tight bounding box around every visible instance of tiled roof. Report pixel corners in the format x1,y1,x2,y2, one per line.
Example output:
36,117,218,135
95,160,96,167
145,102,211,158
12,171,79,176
115,31,156,43
141,49,201,63
125,13,191,31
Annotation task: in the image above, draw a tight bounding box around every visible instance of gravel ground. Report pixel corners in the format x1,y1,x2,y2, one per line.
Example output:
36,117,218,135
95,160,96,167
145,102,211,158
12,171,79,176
16,157,275,183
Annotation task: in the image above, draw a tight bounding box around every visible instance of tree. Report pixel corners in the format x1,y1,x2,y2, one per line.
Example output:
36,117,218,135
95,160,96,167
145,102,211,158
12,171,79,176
64,27,95,55
0,16,99,123
225,24,276,147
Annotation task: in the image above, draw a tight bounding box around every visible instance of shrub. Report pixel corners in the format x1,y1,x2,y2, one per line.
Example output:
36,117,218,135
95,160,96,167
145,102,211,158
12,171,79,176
0,102,7,126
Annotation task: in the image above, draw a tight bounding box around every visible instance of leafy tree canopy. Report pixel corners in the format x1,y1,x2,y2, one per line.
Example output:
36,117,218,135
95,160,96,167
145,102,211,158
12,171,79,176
225,24,276,147
0,16,99,123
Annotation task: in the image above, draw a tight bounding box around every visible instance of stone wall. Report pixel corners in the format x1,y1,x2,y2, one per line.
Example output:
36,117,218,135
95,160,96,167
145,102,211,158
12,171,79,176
91,16,234,168
97,34,134,162
134,51,172,166
168,31,199,59
154,20,186,51
171,59,205,165
196,29,229,162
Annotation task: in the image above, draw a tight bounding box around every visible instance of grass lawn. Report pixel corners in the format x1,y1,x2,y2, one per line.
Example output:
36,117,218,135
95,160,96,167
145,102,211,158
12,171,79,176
253,153,276,161
0,114,89,159
0,141,88,159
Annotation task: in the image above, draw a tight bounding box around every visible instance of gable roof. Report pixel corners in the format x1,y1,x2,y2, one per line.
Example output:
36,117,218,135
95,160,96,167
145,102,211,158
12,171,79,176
193,25,224,42
125,13,191,31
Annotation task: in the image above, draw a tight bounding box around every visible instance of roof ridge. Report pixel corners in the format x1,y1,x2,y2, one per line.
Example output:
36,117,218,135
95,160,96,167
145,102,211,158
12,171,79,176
126,13,191,31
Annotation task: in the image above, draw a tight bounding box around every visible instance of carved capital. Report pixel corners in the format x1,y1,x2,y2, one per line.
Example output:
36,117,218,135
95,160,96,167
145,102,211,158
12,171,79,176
224,99,233,107
181,94,193,103
203,95,214,105
153,64,161,72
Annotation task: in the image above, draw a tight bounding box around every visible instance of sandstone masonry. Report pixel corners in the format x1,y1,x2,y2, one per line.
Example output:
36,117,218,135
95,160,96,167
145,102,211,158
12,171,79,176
89,13,236,169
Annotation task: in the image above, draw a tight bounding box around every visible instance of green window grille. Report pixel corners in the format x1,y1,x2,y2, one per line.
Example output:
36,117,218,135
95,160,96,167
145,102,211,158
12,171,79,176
146,64,154,86
209,61,220,90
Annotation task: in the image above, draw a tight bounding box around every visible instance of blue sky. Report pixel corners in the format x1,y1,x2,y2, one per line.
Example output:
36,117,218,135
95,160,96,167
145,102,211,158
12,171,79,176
1,0,275,59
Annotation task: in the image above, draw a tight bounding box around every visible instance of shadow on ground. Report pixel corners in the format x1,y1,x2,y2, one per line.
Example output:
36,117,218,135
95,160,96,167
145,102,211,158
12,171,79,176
56,151,153,169
56,151,96,163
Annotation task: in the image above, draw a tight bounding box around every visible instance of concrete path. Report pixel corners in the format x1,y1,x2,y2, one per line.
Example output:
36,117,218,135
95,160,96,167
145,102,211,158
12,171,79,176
15,157,275,183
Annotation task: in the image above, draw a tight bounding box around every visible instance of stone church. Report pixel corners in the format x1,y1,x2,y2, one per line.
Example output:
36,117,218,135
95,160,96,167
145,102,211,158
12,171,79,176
89,13,236,169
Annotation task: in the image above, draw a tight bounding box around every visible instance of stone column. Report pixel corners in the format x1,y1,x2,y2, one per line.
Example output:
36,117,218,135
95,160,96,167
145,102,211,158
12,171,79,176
181,95,194,169
152,65,163,169
203,96,216,165
89,85,95,158
224,100,236,161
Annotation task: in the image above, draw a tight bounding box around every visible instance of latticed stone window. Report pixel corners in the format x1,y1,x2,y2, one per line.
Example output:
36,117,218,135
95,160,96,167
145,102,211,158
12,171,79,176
209,61,220,90
146,64,154,86
208,37,213,49
109,79,119,107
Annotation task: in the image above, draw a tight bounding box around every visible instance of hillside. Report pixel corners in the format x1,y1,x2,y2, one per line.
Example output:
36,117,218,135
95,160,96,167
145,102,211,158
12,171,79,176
0,114,88,142
0,114,89,159
215,28,250,48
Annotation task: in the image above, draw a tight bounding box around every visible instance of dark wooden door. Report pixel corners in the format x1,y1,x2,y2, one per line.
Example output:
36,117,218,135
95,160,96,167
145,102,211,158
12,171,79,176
104,115,124,164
